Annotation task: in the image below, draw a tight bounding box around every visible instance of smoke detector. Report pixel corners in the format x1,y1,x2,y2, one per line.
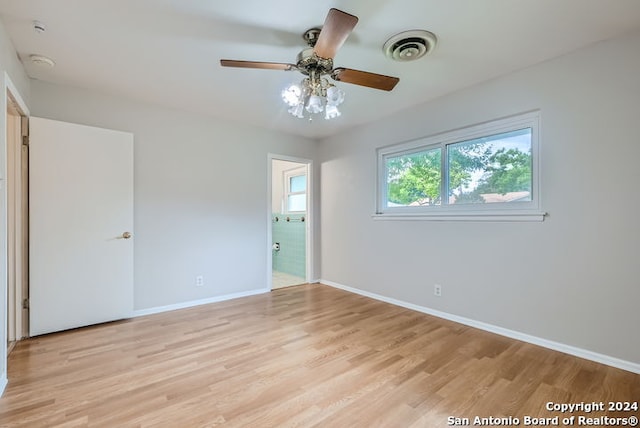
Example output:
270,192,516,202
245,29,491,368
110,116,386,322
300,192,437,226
33,20,46,34
30,54,55,68
383,30,437,62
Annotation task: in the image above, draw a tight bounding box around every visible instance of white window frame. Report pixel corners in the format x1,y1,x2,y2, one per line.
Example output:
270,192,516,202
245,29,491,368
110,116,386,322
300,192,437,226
375,111,545,222
284,166,307,213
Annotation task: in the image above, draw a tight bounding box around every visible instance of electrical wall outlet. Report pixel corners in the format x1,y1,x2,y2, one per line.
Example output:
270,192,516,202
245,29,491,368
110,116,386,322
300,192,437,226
196,275,204,287
434,284,442,297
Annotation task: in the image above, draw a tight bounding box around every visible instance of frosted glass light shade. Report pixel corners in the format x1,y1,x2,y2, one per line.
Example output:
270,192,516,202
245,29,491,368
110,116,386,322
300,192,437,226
325,104,341,119
282,84,302,106
305,95,324,114
326,85,345,106
288,103,305,118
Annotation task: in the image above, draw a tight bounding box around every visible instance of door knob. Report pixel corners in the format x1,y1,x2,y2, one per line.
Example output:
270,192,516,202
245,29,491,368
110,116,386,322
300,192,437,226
122,231,132,239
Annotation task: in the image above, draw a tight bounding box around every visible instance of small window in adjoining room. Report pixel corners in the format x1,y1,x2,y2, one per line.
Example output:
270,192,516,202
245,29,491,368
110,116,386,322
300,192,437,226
376,111,544,221
284,167,307,213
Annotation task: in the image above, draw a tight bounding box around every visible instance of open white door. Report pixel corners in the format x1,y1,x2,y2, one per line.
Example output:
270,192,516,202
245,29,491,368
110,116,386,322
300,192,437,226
29,117,134,336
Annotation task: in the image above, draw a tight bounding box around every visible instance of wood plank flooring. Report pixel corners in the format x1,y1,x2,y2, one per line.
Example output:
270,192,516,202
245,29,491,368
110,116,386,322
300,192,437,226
1,284,638,427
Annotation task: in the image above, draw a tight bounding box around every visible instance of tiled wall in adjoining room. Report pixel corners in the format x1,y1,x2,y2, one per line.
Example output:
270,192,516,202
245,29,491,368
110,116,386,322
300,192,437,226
272,213,306,278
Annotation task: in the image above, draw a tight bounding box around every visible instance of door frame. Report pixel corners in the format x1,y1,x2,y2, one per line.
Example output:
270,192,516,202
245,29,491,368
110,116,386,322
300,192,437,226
267,154,314,289
2,73,29,394
6,85,28,345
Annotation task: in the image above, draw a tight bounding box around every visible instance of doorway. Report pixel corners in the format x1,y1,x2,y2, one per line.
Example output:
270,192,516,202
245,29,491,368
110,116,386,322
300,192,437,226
6,87,29,353
269,156,312,289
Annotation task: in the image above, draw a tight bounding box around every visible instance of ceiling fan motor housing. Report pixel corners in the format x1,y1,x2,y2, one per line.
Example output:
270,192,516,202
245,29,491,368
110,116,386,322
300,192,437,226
383,30,437,62
296,46,333,76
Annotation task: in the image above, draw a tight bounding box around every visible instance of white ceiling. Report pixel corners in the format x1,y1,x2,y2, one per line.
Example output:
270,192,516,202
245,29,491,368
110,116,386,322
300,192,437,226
1,0,640,139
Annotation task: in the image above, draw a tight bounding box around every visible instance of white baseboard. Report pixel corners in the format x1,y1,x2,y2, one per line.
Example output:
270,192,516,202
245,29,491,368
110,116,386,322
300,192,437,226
320,279,640,375
0,373,7,397
132,288,269,317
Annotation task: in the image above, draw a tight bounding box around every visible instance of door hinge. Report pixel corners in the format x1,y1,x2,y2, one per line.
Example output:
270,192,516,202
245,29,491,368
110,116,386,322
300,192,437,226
22,298,29,309
22,135,29,146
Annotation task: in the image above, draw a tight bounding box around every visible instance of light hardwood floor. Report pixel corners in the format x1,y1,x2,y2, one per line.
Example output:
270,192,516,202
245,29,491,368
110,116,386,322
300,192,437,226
1,284,638,427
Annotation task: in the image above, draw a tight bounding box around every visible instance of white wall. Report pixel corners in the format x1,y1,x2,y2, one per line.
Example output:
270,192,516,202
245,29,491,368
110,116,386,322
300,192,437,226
318,30,640,366
0,17,30,394
0,23,29,100
30,80,317,311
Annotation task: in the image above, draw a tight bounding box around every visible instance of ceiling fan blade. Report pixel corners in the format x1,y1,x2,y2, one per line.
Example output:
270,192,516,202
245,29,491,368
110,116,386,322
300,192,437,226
314,8,358,59
220,60,296,71
332,68,399,91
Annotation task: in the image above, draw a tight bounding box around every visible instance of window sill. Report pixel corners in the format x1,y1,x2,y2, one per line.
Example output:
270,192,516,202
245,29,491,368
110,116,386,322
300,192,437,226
371,211,547,222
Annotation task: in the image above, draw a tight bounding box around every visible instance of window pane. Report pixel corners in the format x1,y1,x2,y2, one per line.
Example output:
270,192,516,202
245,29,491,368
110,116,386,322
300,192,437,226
448,128,532,204
386,147,441,207
288,194,306,212
290,175,306,193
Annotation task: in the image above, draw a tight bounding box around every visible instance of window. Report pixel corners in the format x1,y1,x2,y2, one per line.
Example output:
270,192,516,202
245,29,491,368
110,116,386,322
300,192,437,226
284,167,307,213
386,146,442,206
376,111,544,221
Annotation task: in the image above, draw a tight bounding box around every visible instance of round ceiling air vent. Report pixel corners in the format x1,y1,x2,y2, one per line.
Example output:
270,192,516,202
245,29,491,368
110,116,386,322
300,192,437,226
383,30,437,62
30,54,55,68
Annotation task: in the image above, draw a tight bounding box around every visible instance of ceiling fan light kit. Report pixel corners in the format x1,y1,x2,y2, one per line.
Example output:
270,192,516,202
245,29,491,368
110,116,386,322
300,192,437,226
220,8,400,121
282,74,346,120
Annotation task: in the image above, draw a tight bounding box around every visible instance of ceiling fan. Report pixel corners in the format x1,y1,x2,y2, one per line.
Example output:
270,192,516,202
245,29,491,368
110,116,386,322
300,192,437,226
220,8,399,120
